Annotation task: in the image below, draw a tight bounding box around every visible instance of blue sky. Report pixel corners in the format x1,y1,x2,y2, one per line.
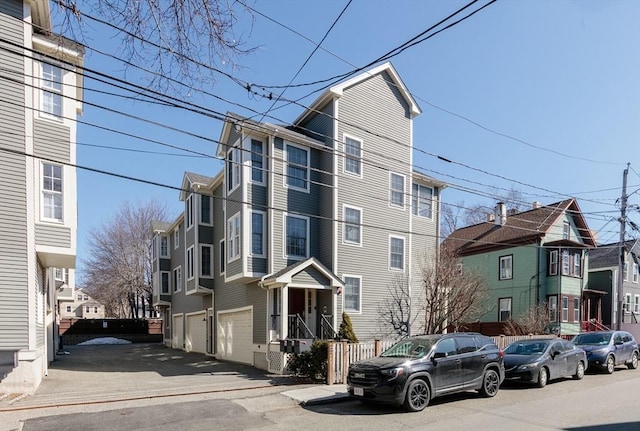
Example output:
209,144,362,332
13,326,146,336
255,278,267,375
55,0,640,281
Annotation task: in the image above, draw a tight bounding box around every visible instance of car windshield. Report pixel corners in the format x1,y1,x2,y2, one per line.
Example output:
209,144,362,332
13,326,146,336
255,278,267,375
573,333,612,346
504,341,549,355
381,339,435,359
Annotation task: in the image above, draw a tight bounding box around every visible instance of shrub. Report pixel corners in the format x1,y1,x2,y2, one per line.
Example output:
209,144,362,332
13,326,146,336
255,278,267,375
338,312,359,343
286,340,328,382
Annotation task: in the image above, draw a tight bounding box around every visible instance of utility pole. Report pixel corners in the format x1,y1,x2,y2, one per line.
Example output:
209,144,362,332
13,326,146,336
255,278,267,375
616,163,629,330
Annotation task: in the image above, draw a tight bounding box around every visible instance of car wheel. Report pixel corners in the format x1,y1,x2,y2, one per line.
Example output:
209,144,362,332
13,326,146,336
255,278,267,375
479,369,500,397
404,379,430,412
627,352,638,370
605,355,615,374
536,367,548,388
573,361,585,380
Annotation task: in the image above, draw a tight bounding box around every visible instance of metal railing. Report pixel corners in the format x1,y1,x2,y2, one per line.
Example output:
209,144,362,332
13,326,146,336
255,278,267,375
287,314,314,339
320,314,338,340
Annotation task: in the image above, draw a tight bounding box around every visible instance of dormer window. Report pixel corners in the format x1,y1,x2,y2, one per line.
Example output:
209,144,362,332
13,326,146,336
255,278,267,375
42,62,62,118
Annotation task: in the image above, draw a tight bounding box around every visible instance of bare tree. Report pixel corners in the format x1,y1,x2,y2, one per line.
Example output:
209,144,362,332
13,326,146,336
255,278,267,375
377,275,424,338
422,247,490,333
440,201,465,240
53,0,256,87
504,303,551,335
81,199,168,318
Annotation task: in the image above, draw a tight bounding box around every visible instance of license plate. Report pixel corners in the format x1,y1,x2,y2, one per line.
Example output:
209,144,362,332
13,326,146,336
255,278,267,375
354,387,364,396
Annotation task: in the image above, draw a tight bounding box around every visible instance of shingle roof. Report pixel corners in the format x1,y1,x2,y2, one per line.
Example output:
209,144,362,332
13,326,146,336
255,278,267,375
444,199,596,255
151,220,172,232
590,239,640,269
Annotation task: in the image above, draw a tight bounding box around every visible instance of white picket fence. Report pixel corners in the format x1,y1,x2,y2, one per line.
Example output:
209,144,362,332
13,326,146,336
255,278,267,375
326,334,559,384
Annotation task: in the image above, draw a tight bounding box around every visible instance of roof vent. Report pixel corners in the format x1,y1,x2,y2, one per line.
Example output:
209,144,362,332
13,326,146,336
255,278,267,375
532,201,541,209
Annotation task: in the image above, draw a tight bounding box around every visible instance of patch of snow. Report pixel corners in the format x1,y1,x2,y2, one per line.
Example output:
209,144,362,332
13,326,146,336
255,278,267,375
77,337,132,345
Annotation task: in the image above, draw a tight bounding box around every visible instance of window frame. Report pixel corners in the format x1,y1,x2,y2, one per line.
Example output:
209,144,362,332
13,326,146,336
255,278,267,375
186,246,195,281
633,263,639,283
573,251,582,277
284,143,309,192
227,212,241,262
634,295,640,314
389,235,405,271
548,296,558,322
343,275,362,313
200,244,213,278
41,61,63,119
562,250,570,275
342,205,362,246
498,297,512,322
251,210,266,256
227,145,241,192
562,296,569,322
250,139,265,184
200,194,212,225
219,239,226,275
573,297,580,322
42,162,63,222
284,214,309,259
159,236,169,258
412,183,433,218
173,266,182,293
343,134,362,177
549,250,558,275
562,221,570,240
389,172,406,209
624,293,632,313
499,255,513,280
174,227,180,249
160,271,171,295
186,194,194,231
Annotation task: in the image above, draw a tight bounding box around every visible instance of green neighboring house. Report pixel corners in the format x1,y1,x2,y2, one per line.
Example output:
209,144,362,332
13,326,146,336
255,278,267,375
444,199,597,336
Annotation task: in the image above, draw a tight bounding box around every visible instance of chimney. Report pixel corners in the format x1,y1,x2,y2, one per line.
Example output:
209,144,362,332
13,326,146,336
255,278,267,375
532,201,541,209
495,202,506,226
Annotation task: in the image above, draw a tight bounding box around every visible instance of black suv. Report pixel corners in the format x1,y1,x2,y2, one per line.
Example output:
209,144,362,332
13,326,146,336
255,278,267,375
347,333,505,412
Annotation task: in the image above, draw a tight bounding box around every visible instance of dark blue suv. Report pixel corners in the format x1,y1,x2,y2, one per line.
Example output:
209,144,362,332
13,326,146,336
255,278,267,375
572,331,639,373
347,333,505,412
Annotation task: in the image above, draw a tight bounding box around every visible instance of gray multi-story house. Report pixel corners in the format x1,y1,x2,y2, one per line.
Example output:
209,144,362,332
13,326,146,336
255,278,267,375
0,0,83,393
151,63,445,372
587,239,640,331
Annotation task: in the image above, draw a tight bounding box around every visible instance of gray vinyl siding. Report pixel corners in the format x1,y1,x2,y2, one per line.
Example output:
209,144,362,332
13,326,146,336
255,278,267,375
35,264,44,349
297,101,334,146
214,280,267,345
336,71,414,337
35,224,72,248
198,225,214,244
0,0,28,349
159,258,171,272
248,184,267,209
33,120,71,162
291,267,331,288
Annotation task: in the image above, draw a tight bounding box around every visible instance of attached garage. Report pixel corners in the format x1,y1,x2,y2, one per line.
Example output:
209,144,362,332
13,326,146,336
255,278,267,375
216,307,253,365
172,314,184,350
185,312,207,353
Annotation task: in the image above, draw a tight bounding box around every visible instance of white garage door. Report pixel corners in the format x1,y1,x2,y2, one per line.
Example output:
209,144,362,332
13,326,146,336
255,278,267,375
172,315,184,350
217,309,252,364
186,312,207,353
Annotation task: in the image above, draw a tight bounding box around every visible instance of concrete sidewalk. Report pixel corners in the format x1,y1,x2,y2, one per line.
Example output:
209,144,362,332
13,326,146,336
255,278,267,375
281,384,349,406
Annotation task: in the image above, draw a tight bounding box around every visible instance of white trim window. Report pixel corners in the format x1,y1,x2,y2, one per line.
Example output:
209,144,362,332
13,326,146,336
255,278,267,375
562,296,569,322
548,296,558,322
343,275,361,313
251,211,265,256
633,263,639,283
200,195,212,225
389,236,405,271
343,205,362,245
285,143,309,191
562,250,570,275
173,266,182,293
219,239,226,275
634,295,640,314
42,62,62,118
344,135,362,176
624,293,631,313
42,162,63,221
227,146,241,192
251,139,264,184
186,194,194,230
160,236,169,258
227,213,241,262
574,298,580,322
623,261,629,281
563,221,570,240
389,173,405,208
200,244,213,277
285,214,309,259
549,250,558,275
174,227,180,249
412,183,433,218
186,246,195,280
573,252,582,276
498,298,511,321
499,255,513,280
160,271,170,294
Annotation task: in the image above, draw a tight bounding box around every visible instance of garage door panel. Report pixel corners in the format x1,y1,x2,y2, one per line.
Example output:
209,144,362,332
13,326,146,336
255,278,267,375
186,313,207,353
217,309,252,364
172,315,184,350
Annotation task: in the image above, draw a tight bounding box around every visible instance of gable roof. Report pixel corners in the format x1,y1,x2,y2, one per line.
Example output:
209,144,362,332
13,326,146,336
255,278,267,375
444,199,597,255
590,239,640,269
179,171,221,201
260,257,344,289
293,62,421,126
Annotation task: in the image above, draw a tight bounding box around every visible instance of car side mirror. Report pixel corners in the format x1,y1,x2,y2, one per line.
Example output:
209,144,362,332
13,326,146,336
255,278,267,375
614,340,623,346
433,351,446,360
551,350,561,358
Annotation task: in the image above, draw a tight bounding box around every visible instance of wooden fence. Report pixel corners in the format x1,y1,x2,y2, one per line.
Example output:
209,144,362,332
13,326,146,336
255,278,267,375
326,334,561,384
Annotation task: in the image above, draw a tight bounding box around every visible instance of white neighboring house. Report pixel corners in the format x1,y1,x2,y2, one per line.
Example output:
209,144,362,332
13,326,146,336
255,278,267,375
59,288,106,319
0,0,84,394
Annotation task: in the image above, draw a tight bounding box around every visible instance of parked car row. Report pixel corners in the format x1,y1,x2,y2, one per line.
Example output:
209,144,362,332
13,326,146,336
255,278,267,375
346,330,639,412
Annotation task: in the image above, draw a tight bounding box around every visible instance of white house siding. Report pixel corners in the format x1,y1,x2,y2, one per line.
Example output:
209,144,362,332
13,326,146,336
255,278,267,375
35,224,72,248
0,0,29,350
335,72,414,339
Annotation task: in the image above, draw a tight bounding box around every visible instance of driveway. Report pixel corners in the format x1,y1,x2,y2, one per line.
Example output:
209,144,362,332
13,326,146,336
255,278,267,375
1,343,294,410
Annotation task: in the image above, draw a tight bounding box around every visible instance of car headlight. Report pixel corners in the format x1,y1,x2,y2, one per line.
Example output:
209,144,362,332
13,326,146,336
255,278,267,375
517,363,538,371
380,367,404,380
589,348,607,356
